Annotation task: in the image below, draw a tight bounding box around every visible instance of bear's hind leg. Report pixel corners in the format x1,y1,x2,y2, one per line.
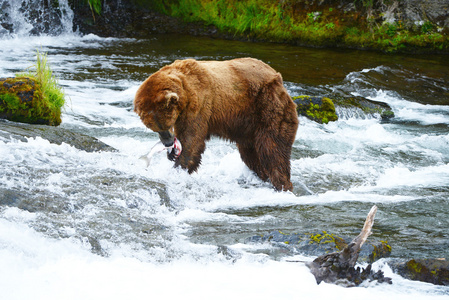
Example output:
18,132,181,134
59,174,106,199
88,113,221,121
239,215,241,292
254,130,295,192
237,142,269,182
251,73,298,191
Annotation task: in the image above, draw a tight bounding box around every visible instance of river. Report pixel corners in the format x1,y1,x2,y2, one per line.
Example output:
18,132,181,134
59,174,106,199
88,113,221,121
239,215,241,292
1,2,449,299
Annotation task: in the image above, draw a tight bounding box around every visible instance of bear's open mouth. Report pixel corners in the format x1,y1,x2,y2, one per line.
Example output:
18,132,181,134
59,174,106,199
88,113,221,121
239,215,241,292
158,130,175,147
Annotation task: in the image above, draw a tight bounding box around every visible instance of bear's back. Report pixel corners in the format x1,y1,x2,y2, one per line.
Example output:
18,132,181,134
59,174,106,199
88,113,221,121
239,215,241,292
198,57,278,86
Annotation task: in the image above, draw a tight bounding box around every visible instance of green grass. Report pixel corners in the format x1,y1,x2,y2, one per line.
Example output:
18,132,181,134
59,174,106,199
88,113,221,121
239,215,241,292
21,50,65,113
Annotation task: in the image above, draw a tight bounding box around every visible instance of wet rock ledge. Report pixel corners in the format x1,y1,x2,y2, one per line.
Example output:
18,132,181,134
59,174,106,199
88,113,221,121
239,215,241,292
0,119,114,152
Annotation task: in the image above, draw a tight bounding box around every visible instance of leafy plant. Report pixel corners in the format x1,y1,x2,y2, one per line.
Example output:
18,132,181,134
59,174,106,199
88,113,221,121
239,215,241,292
307,11,321,23
325,22,335,30
87,0,101,15
385,23,397,37
355,0,374,9
421,21,434,34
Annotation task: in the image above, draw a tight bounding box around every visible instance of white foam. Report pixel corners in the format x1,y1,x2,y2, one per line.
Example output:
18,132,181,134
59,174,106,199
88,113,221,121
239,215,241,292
366,89,449,125
0,218,447,300
375,164,449,188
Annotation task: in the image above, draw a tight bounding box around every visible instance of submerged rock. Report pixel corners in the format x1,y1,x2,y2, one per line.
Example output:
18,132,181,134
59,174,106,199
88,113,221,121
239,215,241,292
0,77,62,126
392,258,449,286
0,119,115,152
332,95,395,121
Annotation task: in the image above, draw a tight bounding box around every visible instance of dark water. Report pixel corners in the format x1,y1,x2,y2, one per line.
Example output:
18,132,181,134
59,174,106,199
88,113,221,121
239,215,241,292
48,33,449,104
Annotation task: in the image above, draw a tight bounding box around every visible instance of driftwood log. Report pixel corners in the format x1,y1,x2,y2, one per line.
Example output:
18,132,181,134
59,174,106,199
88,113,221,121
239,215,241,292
306,205,392,286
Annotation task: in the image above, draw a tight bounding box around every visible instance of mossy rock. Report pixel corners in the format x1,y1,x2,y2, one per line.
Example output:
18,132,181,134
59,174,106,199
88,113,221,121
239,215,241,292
292,95,338,124
359,240,392,263
292,94,395,123
393,258,449,286
0,77,61,126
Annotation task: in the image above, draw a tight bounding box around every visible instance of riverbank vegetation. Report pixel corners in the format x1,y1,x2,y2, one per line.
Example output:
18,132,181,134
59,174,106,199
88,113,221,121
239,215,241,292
159,0,448,52
80,0,448,53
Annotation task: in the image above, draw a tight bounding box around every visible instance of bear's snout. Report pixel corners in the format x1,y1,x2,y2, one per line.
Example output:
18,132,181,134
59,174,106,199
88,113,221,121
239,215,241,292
158,130,175,147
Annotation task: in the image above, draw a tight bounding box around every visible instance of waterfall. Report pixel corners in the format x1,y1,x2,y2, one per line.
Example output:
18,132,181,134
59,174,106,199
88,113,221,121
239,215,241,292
0,0,74,37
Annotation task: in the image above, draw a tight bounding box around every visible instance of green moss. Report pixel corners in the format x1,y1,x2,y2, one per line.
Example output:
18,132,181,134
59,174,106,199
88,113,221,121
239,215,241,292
0,93,24,112
401,259,449,285
407,259,423,274
381,240,392,252
308,231,346,251
292,95,338,124
381,110,395,119
367,240,392,263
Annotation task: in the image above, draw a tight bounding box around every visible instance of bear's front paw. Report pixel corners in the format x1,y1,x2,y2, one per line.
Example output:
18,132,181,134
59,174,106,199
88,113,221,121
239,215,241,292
166,137,182,161
167,148,177,161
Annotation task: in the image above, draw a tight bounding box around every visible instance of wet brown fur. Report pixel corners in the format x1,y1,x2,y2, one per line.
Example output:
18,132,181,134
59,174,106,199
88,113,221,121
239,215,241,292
134,58,298,191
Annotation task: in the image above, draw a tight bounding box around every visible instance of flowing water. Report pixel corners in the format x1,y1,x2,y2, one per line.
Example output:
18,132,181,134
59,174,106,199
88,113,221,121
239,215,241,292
1,2,449,299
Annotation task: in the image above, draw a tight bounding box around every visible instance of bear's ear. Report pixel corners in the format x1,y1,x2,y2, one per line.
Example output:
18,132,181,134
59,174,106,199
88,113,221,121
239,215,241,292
166,92,179,107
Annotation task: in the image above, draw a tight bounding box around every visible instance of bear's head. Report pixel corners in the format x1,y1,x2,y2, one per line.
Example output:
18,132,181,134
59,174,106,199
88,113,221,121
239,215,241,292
134,72,185,147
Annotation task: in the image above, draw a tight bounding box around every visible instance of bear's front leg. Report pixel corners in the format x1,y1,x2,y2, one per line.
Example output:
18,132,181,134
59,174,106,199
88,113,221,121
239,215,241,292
173,128,207,174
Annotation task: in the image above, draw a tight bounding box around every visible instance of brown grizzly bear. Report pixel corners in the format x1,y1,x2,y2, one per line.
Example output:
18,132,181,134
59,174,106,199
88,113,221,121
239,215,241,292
134,57,298,191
